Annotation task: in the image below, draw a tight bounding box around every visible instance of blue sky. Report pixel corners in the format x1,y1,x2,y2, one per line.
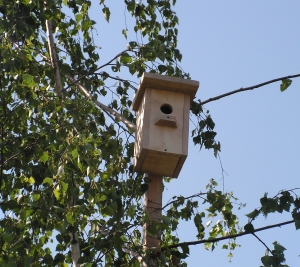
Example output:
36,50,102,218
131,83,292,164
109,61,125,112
91,1,300,266
166,1,300,266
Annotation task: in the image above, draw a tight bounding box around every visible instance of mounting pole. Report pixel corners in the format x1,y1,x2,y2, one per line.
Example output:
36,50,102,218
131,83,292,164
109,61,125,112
143,174,163,258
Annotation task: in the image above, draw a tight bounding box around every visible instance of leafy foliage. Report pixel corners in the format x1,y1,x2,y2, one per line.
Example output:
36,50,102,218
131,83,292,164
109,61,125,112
245,189,300,267
246,189,300,229
260,242,289,267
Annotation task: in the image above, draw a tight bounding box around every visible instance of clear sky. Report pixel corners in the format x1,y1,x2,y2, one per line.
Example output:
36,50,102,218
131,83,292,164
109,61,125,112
166,1,300,266
93,1,300,266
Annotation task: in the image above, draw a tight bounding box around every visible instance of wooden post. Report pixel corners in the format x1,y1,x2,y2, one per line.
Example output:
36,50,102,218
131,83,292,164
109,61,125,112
143,174,163,253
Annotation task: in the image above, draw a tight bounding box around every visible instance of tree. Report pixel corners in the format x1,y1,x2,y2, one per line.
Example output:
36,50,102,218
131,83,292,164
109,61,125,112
0,1,299,266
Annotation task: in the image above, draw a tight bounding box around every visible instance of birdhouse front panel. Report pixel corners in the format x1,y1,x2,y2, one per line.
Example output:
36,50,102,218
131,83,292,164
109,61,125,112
148,89,185,155
134,88,190,177
132,73,199,178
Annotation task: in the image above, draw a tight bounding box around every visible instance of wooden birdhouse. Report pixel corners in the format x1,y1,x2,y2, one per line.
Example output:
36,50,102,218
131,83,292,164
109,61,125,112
132,73,199,178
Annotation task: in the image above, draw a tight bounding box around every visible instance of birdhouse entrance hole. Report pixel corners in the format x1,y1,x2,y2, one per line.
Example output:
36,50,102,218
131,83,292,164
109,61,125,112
160,104,173,114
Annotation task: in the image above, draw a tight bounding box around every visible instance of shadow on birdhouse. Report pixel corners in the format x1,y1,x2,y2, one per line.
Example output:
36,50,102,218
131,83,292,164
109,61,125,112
132,73,199,178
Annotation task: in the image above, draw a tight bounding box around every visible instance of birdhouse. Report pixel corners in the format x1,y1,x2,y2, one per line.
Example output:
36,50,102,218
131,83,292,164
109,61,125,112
132,73,199,178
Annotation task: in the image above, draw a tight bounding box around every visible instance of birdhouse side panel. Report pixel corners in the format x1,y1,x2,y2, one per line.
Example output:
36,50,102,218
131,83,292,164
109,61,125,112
172,94,190,177
182,93,190,156
134,89,151,171
148,89,185,155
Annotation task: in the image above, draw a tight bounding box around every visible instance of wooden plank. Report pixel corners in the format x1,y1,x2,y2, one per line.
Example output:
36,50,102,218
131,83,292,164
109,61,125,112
172,94,190,177
141,149,181,177
134,89,151,171
154,114,177,128
173,155,187,178
182,93,190,156
148,89,184,155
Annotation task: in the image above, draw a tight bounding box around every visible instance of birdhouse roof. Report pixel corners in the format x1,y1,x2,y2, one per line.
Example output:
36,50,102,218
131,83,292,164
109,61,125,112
132,72,199,111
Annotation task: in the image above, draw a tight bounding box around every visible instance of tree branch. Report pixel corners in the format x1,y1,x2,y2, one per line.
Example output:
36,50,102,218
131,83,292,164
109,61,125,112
95,72,138,91
69,232,80,267
65,74,136,132
45,19,63,96
123,248,149,267
63,49,130,91
162,192,207,210
201,74,300,105
161,219,295,251
253,233,272,254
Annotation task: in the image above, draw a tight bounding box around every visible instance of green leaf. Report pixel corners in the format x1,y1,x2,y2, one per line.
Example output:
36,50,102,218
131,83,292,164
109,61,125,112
3,232,14,243
246,209,260,219
66,211,75,225
273,241,286,252
0,21,4,34
139,183,148,194
294,219,300,230
120,53,132,64
100,172,110,182
53,206,65,213
54,253,65,263
244,223,254,233
158,65,167,73
261,255,273,266
99,194,107,201
22,74,37,87
54,189,60,200
28,176,35,184
75,13,83,22
61,181,68,192
162,215,171,224
102,7,111,22
122,29,127,39
80,263,93,267
40,152,49,164
32,193,40,202
43,177,53,185
128,41,137,49
280,78,292,92
181,244,190,255
71,148,78,159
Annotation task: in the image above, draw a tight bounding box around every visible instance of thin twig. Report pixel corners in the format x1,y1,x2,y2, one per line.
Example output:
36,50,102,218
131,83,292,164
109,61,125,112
65,74,136,132
1,139,38,167
162,192,207,210
95,72,138,91
217,153,228,193
123,248,148,267
253,233,272,254
63,49,130,91
201,74,300,105
161,219,295,251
